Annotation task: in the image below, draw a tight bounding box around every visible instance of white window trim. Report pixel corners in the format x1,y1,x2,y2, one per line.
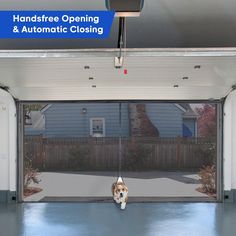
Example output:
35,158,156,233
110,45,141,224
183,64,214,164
90,118,106,137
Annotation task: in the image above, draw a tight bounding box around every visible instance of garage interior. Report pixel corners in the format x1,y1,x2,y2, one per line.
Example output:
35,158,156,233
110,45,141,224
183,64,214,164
0,48,235,235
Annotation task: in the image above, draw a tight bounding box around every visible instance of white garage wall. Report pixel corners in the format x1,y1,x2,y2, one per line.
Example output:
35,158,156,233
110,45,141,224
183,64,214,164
224,90,236,191
0,89,16,192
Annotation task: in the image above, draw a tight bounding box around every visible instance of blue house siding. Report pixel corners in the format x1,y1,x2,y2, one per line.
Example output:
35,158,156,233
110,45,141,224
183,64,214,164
26,103,197,138
44,103,130,137
146,103,183,137
25,128,44,136
183,118,196,137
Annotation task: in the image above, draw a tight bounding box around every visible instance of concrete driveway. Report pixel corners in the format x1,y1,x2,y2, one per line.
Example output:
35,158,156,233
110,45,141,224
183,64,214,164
25,171,208,201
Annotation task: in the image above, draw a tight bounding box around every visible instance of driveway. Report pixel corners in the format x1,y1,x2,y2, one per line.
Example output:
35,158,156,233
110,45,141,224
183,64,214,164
25,171,208,201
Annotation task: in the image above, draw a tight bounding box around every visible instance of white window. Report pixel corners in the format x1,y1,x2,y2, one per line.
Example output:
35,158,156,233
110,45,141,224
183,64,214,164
90,118,105,137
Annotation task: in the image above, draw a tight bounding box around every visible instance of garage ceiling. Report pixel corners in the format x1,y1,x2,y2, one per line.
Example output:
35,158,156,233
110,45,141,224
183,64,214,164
0,49,236,101
1,0,236,49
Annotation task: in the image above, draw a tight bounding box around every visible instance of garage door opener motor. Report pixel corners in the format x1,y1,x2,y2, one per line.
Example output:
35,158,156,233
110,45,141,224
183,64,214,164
106,0,145,68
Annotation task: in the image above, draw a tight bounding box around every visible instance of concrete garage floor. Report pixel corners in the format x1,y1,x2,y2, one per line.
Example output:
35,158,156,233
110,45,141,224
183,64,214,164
0,203,236,236
25,171,207,201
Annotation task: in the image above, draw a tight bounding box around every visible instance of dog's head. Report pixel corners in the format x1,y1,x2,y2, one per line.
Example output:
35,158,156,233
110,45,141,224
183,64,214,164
112,182,128,203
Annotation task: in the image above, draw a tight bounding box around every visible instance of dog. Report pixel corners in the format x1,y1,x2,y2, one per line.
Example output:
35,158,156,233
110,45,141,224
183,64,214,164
112,177,128,210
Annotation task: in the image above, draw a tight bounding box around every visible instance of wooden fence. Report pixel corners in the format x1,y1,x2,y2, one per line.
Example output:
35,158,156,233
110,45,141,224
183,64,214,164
24,136,216,171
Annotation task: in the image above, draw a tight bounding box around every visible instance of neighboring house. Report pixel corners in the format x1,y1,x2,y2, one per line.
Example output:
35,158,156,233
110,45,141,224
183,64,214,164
25,103,198,138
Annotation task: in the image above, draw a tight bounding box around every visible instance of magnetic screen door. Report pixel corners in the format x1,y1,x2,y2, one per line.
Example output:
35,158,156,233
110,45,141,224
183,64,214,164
20,101,220,202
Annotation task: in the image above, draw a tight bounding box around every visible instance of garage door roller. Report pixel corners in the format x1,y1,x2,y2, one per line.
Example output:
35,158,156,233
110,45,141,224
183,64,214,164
106,0,144,17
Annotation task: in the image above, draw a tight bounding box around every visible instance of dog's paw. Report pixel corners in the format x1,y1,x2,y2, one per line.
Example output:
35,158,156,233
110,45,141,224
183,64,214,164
114,197,120,204
120,202,126,210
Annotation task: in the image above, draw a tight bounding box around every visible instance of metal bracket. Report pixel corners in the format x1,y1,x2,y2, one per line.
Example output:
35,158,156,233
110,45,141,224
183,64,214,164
114,56,124,68
115,17,126,69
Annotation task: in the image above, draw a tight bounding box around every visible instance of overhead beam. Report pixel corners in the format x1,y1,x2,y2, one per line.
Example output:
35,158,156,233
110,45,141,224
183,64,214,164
1,48,236,58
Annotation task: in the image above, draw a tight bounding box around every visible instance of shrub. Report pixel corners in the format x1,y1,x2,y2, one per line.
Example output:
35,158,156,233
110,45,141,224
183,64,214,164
69,145,91,170
124,142,152,171
24,156,41,190
198,165,216,194
196,141,216,160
